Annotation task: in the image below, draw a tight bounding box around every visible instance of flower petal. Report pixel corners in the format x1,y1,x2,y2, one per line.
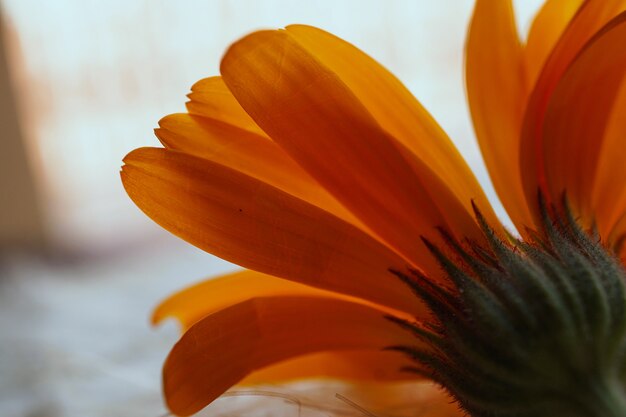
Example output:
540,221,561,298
608,212,626,261
156,113,363,229
285,25,496,228
465,0,532,233
121,147,423,314
220,29,484,272
240,349,417,385
152,269,364,330
162,295,420,416
520,0,626,223
155,271,422,400
592,80,626,239
185,76,267,137
524,0,584,87
317,381,462,417
155,271,417,387
539,12,626,225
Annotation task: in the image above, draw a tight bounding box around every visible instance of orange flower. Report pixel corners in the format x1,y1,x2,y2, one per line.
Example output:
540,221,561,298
121,1,626,416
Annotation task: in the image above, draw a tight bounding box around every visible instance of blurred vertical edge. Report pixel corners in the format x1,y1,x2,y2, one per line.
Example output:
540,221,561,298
0,8,47,255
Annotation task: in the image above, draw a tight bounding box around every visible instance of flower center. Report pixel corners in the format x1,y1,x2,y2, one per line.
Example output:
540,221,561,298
388,200,626,417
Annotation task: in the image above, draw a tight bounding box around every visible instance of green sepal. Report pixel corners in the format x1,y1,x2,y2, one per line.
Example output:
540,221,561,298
391,198,626,417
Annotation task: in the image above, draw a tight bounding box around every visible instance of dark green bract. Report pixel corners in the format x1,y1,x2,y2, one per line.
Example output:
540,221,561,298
389,199,626,417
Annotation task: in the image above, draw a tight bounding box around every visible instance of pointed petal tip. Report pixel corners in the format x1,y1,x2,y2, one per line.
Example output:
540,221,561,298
220,29,280,75
157,113,186,129
121,148,140,166
121,146,157,165
189,75,222,92
285,23,318,31
151,304,169,326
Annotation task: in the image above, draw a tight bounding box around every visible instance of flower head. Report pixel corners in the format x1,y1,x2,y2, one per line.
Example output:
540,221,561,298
121,1,626,416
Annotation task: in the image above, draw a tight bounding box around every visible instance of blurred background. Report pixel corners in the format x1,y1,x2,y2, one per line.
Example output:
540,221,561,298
0,1,542,416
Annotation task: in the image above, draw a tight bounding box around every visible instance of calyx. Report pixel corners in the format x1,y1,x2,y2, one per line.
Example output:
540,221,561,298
389,200,626,417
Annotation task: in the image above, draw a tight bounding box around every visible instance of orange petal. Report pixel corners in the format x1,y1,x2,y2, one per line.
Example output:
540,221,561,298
220,29,484,272
321,381,463,417
592,77,626,239
153,269,367,330
185,76,267,137
520,0,626,223
155,270,422,393
156,113,363,229
121,147,423,314
465,0,532,233
539,12,626,225
524,0,584,87
240,349,418,385
608,211,626,255
162,295,420,416
285,25,497,229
